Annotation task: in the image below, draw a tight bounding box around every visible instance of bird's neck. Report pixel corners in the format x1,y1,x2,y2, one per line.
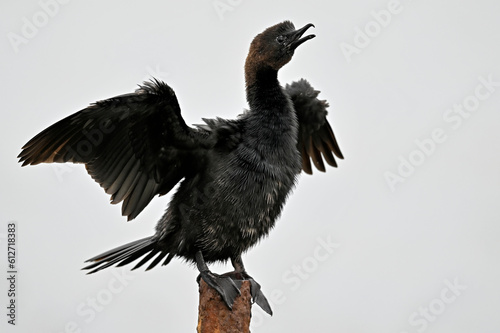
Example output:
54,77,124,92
245,65,289,111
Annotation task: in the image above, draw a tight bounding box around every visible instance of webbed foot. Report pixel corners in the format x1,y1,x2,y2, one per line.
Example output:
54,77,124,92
197,270,241,309
220,271,273,315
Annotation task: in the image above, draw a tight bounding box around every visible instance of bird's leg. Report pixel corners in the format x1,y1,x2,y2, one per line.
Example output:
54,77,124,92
195,251,241,310
224,255,273,315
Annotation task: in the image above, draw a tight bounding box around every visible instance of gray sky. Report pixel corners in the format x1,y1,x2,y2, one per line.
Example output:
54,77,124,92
2,0,500,332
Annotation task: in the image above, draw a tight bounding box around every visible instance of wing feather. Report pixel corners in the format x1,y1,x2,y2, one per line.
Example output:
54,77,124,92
18,79,212,220
286,79,343,174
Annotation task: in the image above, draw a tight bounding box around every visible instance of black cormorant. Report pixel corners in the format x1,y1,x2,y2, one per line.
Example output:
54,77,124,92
18,21,343,315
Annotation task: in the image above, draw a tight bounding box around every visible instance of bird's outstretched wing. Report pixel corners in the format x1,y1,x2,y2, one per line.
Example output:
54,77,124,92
286,79,344,174
18,79,211,220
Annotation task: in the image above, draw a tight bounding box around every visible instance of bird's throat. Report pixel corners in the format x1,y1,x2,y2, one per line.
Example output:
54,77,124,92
245,66,285,111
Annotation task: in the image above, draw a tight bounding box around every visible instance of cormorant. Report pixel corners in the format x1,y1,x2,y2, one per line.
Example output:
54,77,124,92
18,21,343,315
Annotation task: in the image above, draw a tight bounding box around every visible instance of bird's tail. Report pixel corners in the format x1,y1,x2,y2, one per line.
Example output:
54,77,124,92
83,236,174,274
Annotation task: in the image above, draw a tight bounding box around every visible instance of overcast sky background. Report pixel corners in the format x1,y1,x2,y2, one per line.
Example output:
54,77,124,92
1,0,500,332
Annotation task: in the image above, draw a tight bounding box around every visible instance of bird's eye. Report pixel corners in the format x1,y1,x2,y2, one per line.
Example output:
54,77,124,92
276,35,286,44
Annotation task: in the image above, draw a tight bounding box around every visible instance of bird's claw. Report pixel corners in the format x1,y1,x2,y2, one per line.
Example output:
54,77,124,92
246,277,273,315
219,271,273,315
197,271,241,310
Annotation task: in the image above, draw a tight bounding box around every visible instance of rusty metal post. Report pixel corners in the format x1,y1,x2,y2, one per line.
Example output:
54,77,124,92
197,279,252,333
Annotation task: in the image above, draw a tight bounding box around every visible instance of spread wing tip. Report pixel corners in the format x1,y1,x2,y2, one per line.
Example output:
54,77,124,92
290,79,343,174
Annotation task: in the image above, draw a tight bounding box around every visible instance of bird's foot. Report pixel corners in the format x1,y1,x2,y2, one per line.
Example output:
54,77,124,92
197,270,241,310
221,271,273,315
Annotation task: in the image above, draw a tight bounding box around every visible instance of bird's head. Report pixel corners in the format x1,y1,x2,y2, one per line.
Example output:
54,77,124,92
245,21,315,81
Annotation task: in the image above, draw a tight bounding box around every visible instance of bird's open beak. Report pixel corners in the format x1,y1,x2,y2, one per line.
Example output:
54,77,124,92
287,23,315,51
